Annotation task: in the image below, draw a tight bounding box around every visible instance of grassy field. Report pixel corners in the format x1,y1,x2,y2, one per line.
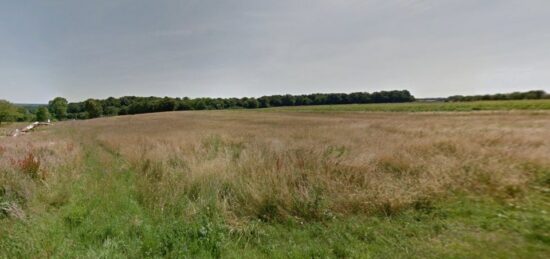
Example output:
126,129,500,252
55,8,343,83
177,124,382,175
263,99,550,112
1,110,549,258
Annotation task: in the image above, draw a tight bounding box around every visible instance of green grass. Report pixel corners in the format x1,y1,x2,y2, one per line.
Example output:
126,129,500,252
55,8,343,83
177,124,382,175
1,138,549,258
225,195,549,258
262,99,550,112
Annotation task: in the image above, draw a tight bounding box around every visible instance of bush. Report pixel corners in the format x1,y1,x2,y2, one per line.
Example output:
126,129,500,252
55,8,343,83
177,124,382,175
0,100,23,125
36,107,50,122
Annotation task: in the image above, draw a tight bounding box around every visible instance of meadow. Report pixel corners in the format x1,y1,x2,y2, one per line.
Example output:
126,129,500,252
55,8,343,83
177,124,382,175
1,108,549,258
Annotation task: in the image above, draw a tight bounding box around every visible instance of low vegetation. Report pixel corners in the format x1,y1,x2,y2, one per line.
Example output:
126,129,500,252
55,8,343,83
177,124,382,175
1,109,549,257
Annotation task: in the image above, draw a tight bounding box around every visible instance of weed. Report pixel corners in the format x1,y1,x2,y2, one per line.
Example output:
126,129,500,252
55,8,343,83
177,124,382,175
12,153,41,180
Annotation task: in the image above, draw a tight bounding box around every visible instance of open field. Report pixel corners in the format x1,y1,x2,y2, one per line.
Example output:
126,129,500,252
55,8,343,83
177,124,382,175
1,110,549,258
263,99,550,112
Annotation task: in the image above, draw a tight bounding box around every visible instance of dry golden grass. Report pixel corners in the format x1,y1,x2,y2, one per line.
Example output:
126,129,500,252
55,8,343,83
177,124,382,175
2,111,550,222
31,110,545,223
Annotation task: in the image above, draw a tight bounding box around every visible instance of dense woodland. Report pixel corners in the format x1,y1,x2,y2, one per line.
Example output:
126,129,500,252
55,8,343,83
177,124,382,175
1,90,549,123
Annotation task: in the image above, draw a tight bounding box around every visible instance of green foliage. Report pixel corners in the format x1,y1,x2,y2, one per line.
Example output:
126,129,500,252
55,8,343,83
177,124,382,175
35,107,50,122
48,97,68,120
2,169,548,258
0,100,22,125
159,97,177,111
84,99,103,118
62,90,416,119
6,90,550,122
67,102,84,114
244,98,259,109
448,90,549,102
103,106,120,117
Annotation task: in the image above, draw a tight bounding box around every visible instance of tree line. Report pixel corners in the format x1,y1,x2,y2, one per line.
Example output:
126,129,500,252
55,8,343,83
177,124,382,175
1,90,415,123
447,90,549,102
57,90,415,120
2,89,549,123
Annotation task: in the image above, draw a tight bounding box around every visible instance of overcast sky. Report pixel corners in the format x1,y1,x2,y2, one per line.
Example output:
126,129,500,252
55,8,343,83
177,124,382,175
1,0,549,103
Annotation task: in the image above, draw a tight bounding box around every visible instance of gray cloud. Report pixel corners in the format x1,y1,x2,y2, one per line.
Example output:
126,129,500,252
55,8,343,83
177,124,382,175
1,0,549,103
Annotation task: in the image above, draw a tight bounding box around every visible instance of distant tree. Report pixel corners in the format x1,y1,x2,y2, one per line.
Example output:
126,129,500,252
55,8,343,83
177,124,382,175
270,95,284,106
75,112,87,119
158,97,177,111
177,99,193,110
128,101,148,114
524,90,546,99
0,100,21,125
103,106,120,116
244,98,259,109
446,90,547,102
48,97,68,120
119,96,135,106
103,97,121,108
371,92,388,103
295,96,312,106
201,98,215,110
17,107,34,122
118,106,129,115
67,102,84,113
281,94,296,106
84,99,103,118
211,99,224,109
312,94,327,105
36,107,51,122
399,90,415,102
232,98,244,108
193,99,207,110
258,96,270,108
327,93,344,104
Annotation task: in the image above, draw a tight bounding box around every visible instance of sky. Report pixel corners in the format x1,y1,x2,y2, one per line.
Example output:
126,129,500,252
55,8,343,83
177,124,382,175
1,0,550,103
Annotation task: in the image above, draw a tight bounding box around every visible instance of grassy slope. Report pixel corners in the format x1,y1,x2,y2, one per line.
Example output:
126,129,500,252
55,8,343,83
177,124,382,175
262,99,550,112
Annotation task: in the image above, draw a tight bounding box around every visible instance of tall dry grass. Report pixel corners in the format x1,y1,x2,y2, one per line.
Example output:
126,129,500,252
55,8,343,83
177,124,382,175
71,111,550,223
0,126,83,219
1,111,549,223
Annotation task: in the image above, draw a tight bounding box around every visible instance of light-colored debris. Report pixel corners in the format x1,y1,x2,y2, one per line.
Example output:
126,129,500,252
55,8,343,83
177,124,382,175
11,128,20,137
11,121,52,137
